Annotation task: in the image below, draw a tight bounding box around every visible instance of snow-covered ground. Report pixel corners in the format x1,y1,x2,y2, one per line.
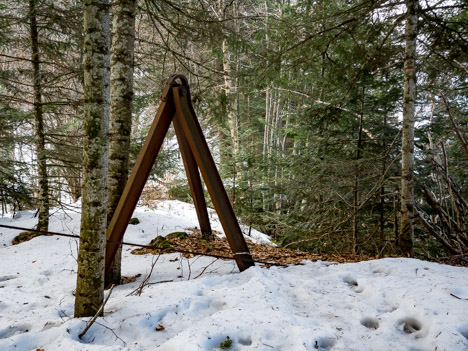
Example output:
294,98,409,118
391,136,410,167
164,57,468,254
0,200,467,351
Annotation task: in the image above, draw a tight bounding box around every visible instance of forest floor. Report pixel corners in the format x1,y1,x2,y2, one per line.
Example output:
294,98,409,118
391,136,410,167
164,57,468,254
0,200,467,350
131,227,373,267
132,226,468,268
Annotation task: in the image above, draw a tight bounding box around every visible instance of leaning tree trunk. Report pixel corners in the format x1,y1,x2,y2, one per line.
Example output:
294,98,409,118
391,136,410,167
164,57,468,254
398,0,418,257
106,0,136,286
75,0,110,318
29,0,49,232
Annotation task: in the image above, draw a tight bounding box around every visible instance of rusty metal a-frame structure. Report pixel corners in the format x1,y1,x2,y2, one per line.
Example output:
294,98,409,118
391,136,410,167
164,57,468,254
105,74,254,274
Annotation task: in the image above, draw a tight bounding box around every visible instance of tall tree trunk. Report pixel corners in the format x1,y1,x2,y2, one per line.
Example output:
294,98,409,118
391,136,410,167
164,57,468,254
399,0,418,257
75,0,110,317
353,87,364,254
379,114,388,251
29,0,49,232
106,0,136,285
222,40,239,164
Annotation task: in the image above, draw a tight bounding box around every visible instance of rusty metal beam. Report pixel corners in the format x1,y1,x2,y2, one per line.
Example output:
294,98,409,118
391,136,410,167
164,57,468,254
172,85,254,271
105,74,254,275
105,77,177,274
173,115,212,238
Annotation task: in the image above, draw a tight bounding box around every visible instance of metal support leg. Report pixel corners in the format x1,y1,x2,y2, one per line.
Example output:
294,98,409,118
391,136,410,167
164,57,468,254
173,115,212,238
172,86,254,271
105,89,175,274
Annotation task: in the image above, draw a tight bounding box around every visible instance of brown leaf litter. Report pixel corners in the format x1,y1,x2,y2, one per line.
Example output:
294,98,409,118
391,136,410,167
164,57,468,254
131,227,375,266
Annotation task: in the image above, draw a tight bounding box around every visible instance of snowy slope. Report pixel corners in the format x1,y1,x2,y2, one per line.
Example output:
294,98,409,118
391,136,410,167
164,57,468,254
0,201,467,351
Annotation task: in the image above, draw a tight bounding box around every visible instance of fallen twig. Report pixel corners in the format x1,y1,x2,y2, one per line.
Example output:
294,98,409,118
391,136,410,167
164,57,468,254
79,284,115,339
193,258,220,279
450,293,468,300
127,253,161,296
94,321,127,346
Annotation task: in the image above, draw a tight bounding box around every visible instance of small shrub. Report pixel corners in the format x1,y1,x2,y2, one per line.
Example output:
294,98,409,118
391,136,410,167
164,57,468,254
129,217,140,225
12,231,42,245
219,336,232,349
166,231,188,240
150,236,172,250
167,183,192,203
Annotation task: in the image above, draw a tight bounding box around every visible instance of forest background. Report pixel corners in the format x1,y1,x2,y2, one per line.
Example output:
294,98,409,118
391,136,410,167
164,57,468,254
0,0,466,264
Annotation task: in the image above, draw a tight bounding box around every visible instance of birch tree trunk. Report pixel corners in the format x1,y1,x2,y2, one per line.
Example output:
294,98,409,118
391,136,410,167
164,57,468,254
399,0,418,257
75,0,110,317
222,41,239,161
29,0,49,232
106,0,136,286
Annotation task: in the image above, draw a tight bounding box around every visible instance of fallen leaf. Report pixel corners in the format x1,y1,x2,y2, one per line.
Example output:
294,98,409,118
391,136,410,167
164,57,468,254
155,324,165,331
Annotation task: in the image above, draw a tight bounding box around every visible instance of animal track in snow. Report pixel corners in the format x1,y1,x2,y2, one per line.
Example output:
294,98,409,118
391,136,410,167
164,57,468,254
0,324,31,339
377,303,399,313
314,335,337,350
458,324,468,340
0,275,17,283
342,275,357,286
398,317,422,334
371,265,393,275
342,275,363,293
360,317,379,330
238,336,252,345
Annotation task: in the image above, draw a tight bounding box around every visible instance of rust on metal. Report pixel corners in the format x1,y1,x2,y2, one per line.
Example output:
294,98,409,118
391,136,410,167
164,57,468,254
173,115,212,238
172,85,254,271
105,74,254,275
105,77,177,271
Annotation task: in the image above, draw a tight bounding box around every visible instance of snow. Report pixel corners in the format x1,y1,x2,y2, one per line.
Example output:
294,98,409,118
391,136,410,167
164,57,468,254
0,200,467,351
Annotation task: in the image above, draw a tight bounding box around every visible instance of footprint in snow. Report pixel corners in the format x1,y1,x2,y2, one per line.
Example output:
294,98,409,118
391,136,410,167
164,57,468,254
0,275,17,283
360,317,379,330
238,336,252,346
342,275,364,293
398,317,422,334
0,324,31,339
458,324,468,340
314,335,337,350
371,265,393,275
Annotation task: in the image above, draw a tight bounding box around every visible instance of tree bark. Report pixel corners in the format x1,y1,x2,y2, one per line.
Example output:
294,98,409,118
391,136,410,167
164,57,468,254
75,0,110,318
379,114,388,250
398,0,418,257
222,40,239,161
353,86,364,254
29,0,49,232
106,0,136,286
